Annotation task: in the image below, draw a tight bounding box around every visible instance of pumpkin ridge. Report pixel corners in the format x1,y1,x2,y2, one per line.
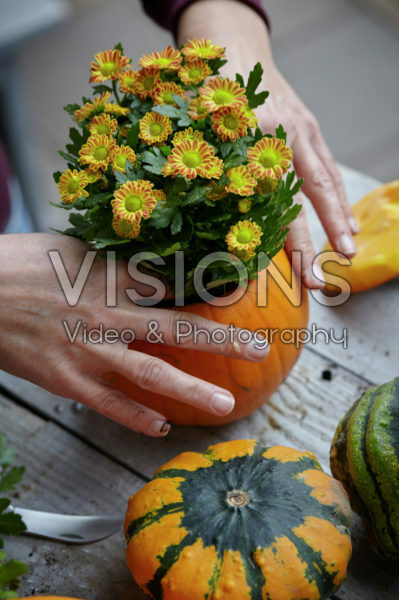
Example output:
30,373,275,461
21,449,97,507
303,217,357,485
145,533,197,599
364,383,399,554
126,502,184,542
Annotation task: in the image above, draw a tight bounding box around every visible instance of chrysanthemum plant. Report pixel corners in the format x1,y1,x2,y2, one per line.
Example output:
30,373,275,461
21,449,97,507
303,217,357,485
54,40,302,301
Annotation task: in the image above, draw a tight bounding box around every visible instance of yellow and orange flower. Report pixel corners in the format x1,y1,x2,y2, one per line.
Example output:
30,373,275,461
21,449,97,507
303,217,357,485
132,68,161,100
162,139,216,180
79,134,116,171
226,220,263,260
118,69,137,94
206,180,228,202
200,77,247,113
105,103,130,117
188,96,210,121
152,82,186,106
152,188,166,204
256,177,278,194
139,46,181,71
139,112,172,145
226,166,257,196
238,197,252,213
112,217,141,239
247,137,293,180
212,106,249,142
89,113,118,137
242,105,258,128
111,145,137,173
74,92,111,122
182,38,225,60
207,158,224,179
84,168,102,183
111,180,157,229
172,127,204,146
178,59,211,85
89,49,130,83
57,169,89,204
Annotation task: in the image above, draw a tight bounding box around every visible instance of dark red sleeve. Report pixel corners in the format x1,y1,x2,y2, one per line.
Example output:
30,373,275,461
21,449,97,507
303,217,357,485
140,0,270,39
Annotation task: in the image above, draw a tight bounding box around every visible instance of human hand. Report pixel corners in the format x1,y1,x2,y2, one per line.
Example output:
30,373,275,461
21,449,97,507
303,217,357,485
0,234,269,436
178,0,358,288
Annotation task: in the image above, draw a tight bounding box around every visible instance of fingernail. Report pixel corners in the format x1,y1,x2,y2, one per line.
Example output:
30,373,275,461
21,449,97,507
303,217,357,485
150,419,170,436
349,217,359,234
247,339,269,360
211,392,235,415
337,234,357,257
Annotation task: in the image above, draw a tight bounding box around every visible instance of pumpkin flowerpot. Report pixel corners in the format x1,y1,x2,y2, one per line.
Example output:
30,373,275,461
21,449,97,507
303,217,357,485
331,377,399,559
108,249,308,425
125,440,352,600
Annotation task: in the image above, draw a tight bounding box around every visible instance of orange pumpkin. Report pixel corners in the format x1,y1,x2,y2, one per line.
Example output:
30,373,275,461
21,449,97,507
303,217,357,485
107,249,308,425
21,597,83,599
322,180,399,292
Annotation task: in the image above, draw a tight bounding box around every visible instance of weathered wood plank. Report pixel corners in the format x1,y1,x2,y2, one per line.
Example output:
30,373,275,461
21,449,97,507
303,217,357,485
304,166,399,383
0,394,146,599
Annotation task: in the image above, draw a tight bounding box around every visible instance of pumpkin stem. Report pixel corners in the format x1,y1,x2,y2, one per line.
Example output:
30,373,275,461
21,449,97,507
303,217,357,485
226,489,250,508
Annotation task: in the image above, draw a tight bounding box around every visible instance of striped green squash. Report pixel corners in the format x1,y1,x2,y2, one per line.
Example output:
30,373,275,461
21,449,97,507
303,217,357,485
330,377,399,559
124,440,352,600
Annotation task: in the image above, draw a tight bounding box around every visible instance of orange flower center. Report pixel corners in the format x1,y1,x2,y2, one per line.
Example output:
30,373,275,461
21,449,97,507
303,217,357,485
125,195,142,212
149,122,163,136
94,146,109,160
258,150,277,168
237,229,253,243
182,151,202,168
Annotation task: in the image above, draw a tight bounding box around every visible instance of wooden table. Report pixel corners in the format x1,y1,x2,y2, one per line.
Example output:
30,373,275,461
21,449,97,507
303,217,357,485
1,165,398,599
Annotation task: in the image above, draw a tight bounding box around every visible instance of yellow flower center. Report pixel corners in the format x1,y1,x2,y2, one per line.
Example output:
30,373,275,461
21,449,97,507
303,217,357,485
94,146,109,160
237,229,253,243
162,91,174,104
154,57,170,67
223,114,239,130
119,218,134,233
116,154,127,168
189,67,201,79
100,62,116,77
258,149,277,168
67,179,80,193
124,77,135,87
143,76,155,90
182,151,202,168
231,173,244,187
213,90,232,105
149,122,163,136
96,123,110,135
125,194,143,212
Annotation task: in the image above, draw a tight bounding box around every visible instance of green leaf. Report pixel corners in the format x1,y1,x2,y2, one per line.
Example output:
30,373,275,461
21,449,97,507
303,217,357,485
58,150,79,166
0,468,25,494
140,147,166,175
207,57,228,75
92,84,112,95
52,171,62,184
245,62,269,109
235,73,245,87
0,511,26,537
275,124,287,142
182,186,207,206
63,103,80,116
171,210,183,235
254,126,263,142
160,145,172,157
114,170,130,185
126,122,140,149
114,41,124,54
152,103,191,128
0,560,29,586
0,438,13,468
150,205,177,229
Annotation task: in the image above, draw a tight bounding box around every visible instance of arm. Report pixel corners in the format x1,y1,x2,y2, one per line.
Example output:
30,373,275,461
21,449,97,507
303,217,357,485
177,0,358,288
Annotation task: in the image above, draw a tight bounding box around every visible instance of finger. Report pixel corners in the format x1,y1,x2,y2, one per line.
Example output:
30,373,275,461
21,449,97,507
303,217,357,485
311,128,359,234
293,138,357,257
284,192,325,289
110,307,270,362
103,345,236,417
70,375,171,437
